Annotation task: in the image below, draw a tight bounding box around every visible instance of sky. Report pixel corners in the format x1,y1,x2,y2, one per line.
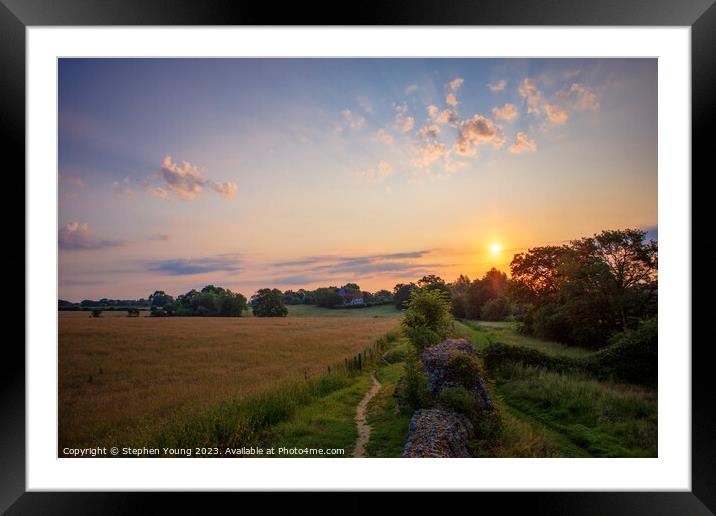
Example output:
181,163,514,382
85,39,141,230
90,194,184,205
58,58,657,302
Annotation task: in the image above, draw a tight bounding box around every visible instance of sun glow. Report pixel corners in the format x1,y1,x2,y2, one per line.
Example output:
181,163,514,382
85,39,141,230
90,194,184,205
489,242,501,255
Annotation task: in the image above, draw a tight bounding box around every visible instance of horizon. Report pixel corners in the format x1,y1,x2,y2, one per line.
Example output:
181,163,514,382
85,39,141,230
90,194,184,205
58,58,657,302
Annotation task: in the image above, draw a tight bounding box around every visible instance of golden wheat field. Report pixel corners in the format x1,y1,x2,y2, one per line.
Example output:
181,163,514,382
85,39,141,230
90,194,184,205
59,315,399,448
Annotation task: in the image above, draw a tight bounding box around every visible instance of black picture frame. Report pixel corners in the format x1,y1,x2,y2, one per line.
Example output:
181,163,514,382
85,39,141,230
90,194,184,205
3,0,711,512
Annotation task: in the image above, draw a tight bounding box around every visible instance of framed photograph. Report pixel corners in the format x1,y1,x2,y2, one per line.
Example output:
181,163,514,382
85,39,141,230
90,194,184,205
5,0,712,511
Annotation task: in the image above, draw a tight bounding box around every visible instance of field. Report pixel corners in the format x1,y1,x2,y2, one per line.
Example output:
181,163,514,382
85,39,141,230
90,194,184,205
59,314,398,450
455,321,658,457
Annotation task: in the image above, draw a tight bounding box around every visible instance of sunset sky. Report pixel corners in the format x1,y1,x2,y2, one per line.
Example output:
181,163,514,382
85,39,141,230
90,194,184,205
58,58,657,301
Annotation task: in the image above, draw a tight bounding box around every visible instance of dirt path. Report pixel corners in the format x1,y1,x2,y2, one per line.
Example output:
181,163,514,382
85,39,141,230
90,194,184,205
353,371,381,458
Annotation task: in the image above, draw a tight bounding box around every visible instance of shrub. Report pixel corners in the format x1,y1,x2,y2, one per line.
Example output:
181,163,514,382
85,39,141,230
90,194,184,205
445,353,485,389
404,325,440,352
590,318,657,386
402,347,429,412
402,288,453,342
440,386,480,418
480,296,510,321
382,347,407,364
482,342,584,377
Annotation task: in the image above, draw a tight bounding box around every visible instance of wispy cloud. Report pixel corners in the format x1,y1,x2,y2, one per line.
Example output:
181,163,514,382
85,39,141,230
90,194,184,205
339,109,366,130
354,161,393,184
59,222,124,250
147,253,243,275
268,250,439,284
405,84,419,95
487,79,507,92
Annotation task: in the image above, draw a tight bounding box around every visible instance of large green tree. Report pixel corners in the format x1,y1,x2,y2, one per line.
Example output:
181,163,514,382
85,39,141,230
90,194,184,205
252,288,289,317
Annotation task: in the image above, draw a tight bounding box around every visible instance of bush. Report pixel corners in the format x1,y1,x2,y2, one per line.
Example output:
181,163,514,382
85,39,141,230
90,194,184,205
445,353,485,390
440,386,480,418
404,325,440,352
482,342,584,377
590,318,657,386
480,296,510,321
402,288,453,343
402,347,429,412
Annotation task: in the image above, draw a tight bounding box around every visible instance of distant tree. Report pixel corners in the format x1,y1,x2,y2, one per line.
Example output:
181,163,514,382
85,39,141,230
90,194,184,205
90,309,102,318
417,275,451,300
127,308,140,317
393,282,418,309
313,287,344,308
341,283,361,293
148,290,174,308
252,288,288,317
219,291,248,316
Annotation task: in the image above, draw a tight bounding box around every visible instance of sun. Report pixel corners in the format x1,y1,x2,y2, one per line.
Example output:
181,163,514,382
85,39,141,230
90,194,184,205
489,242,501,255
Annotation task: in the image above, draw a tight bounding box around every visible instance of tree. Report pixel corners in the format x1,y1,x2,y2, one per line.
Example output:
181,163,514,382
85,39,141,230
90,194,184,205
417,275,451,300
148,290,174,308
570,229,657,330
313,287,344,308
393,282,417,309
509,246,570,306
252,288,288,317
219,291,247,316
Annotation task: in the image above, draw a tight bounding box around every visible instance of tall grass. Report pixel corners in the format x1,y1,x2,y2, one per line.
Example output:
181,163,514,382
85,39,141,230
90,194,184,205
147,328,401,453
493,362,657,457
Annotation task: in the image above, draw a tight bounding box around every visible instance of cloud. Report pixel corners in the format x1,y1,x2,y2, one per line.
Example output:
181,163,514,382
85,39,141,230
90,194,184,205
454,115,500,156
271,250,437,280
148,254,243,276
399,116,415,133
444,78,463,107
412,141,447,168
59,175,86,189
447,78,464,91
340,109,366,129
357,96,374,113
487,80,507,92
59,222,124,250
568,83,600,110
518,78,543,114
373,128,394,145
355,161,393,184
427,105,460,126
492,103,518,121
147,233,169,241
405,84,419,95
419,124,441,139
112,177,135,197
158,156,205,200
147,156,237,202
509,132,538,154
207,179,238,199
143,184,170,201
543,103,568,124
393,103,415,133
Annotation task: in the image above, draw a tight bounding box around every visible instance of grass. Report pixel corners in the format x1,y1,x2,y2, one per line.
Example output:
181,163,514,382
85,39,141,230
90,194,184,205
284,304,402,318
259,373,373,456
59,315,398,450
365,360,412,457
458,320,592,358
457,320,657,457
